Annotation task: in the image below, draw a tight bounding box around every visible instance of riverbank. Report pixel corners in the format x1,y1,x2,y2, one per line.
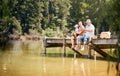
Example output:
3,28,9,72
0,35,41,41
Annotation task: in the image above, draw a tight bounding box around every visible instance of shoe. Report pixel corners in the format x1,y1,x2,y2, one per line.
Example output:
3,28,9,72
84,42,86,44
74,46,78,51
81,46,84,51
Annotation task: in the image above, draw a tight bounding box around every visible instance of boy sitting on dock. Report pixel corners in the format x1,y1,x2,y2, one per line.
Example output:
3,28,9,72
71,21,85,49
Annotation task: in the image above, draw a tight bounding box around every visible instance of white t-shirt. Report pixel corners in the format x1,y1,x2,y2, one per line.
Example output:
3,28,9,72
75,27,81,34
85,24,95,38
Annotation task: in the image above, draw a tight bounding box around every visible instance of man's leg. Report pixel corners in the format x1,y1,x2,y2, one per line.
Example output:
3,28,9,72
76,35,84,50
84,36,91,58
83,35,89,44
76,36,79,45
83,35,89,50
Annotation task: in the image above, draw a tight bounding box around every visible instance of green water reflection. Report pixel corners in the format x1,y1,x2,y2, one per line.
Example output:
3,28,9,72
0,40,116,76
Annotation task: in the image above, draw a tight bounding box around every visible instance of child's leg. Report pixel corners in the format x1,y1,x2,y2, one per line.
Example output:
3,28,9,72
71,36,75,48
71,31,76,48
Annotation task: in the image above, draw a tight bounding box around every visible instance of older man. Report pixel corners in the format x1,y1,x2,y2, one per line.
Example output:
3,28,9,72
77,19,95,51
85,19,95,38
85,19,95,58
84,19,95,43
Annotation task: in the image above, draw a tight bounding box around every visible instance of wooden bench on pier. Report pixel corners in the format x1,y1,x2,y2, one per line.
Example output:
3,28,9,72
43,37,118,58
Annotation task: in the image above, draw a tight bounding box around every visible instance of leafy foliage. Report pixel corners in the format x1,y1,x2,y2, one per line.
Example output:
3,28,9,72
0,0,120,37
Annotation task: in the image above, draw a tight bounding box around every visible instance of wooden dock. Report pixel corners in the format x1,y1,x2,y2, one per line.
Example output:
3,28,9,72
89,38,117,58
43,37,118,58
43,37,81,56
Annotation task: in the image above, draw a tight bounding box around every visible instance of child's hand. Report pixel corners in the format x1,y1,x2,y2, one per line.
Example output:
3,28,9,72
72,30,75,33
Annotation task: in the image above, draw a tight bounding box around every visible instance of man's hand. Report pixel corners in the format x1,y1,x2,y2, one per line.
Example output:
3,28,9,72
85,29,93,32
77,30,85,35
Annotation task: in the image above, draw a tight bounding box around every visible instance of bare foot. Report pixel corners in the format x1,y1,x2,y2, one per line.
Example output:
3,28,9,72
71,46,74,49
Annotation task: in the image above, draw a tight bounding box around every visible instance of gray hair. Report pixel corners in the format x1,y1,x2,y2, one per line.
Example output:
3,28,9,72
86,19,91,23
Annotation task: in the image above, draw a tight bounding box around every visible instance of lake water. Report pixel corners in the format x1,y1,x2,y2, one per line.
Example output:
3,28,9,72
0,40,117,76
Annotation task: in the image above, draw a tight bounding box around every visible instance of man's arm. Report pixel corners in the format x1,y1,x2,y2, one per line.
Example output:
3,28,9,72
85,29,93,32
77,30,85,35
77,25,85,35
85,26,95,32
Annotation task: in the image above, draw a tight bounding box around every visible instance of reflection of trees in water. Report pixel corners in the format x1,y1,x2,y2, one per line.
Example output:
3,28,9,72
0,40,12,51
114,35,120,76
108,35,120,76
21,40,41,55
0,40,42,55
12,40,23,54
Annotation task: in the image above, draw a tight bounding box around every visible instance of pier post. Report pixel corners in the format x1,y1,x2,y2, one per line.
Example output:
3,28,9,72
88,43,92,58
63,37,66,57
43,38,47,55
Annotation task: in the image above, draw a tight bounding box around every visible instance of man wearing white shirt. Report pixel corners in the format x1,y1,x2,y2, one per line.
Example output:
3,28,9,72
77,19,95,51
84,19,95,44
78,19,95,44
84,19,95,58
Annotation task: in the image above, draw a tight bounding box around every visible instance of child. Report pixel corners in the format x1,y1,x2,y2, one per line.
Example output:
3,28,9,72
71,24,80,48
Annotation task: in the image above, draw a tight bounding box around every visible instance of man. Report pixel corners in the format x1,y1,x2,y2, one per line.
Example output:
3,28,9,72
84,19,95,58
84,19,95,42
77,19,95,51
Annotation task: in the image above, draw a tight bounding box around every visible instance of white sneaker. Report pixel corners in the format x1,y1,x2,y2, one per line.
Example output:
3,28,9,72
81,46,84,51
84,42,86,44
74,46,78,51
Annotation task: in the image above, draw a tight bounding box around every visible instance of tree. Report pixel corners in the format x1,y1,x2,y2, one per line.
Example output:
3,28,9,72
1,0,119,37
0,0,18,36
42,0,71,36
106,0,120,33
12,0,43,34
